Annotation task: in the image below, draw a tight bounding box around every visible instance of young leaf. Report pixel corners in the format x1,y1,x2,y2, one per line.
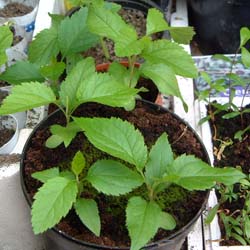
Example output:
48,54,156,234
241,47,250,68
28,27,60,66
46,122,81,148
167,26,195,45
164,155,246,190
159,211,176,230
142,40,198,78
87,160,143,195
205,204,220,224
146,8,168,36
240,27,250,47
126,197,162,250
32,168,60,183
31,177,78,234
76,72,139,110
74,198,100,236
0,61,45,84
0,25,13,66
45,135,64,149
59,57,95,112
145,133,173,185
40,61,66,81
58,7,99,56
74,117,148,169
71,151,85,177
0,82,56,115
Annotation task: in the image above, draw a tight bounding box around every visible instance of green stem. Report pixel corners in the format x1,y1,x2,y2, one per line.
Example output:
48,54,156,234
128,55,137,88
100,37,110,60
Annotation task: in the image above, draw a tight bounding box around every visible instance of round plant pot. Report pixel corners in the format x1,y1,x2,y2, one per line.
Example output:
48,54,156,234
0,86,27,129
188,0,250,54
0,114,18,154
20,100,210,250
0,0,39,42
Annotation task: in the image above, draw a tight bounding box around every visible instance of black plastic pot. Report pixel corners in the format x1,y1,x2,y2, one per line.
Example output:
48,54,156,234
107,0,162,12
188,0,250,54
20,100,210,250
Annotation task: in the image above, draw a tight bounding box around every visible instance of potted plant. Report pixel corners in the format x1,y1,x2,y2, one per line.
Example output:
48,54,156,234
0,1,245,249
0,0,40,42
195,27,250,248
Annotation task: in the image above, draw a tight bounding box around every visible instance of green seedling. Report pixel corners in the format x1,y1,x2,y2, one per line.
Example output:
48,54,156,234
31,117,245,250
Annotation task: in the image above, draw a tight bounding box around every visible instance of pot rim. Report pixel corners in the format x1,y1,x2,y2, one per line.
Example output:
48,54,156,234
20,99,210,249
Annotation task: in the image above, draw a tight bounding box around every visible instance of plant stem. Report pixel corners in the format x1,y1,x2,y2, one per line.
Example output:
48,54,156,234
100,37,110,60
128,55,137,88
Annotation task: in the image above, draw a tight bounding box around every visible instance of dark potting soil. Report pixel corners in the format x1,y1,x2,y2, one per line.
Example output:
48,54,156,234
208,104,250,246
23,101,207,248
0,3,33,17
0,128,14,147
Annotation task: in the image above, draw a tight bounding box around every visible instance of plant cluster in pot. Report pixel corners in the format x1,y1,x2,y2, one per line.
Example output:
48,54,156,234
196,27,250,248
1,0,196,105
0,1,246,250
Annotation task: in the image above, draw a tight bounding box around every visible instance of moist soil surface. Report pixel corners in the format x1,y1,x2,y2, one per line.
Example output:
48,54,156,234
0,3,33,17
0,128,14,147
208,104,250,246
23,100,208,248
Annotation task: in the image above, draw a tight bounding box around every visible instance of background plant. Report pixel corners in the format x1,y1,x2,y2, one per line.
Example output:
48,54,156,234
197,27,250,140
31,117,245,250
206,175,250,245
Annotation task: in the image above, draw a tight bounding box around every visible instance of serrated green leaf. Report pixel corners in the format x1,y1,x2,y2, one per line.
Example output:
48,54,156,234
32,168,60,183
49,13,65,29
142,40,198,78
65,53,83,73
227,73,247,87
240,27,250,47
200,71,212,84
241,47,250,68
0,82,56,115
87,160,143,195
58,7,99,56
31,177,78,234
0,61,45,84
205,204,220,224
59,57,95,112
75,198,100,236
87,5,138,57
126,197,162,250
145,133,173,185
40,62,65,81
72,151,85,177
76,72,139,109
28,27,60,66
140,62,187,111
0,25,13,66
159,211,176,230
164,155,246,190
146,8,168,36
74,117,148,169
46,122,81,148
167,26,195,44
